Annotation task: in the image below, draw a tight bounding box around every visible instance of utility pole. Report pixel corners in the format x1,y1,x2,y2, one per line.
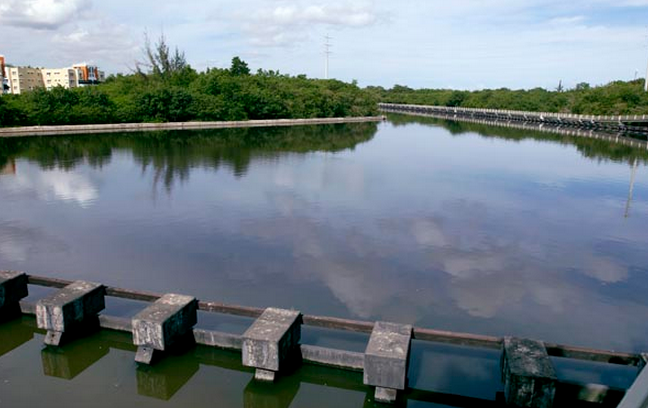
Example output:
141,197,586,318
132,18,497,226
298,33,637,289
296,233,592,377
645,55,648,92
324,35,332,79
645,29,648,92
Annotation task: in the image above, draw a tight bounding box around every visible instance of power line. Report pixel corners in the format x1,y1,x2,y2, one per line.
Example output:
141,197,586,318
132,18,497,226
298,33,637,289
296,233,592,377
324,35,332,79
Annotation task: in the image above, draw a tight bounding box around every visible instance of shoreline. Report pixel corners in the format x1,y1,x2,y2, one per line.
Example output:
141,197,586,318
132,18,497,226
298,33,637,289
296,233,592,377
0,116,385,138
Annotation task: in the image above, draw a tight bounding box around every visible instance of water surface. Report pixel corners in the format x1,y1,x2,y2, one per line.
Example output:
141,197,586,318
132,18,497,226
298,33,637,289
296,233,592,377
0,116,647,406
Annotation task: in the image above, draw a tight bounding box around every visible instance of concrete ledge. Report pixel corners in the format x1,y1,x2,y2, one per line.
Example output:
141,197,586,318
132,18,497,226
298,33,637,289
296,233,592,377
99,315,132,332
132,293,198,364
0,271,28,320
194,329,242,350
501,337,557,408
300,345,364,371
618,363,648,408
0,116,384,138
364,321,413,404
35,281,105,346
242,307,302,381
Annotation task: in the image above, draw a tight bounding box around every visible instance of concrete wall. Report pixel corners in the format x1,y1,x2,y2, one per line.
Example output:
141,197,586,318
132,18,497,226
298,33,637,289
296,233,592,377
0,116,385,138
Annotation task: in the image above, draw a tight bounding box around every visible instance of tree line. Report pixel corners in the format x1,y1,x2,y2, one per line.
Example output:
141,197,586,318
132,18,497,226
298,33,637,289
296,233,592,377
1,34,646,127
371,80,648,115
0,40,378,127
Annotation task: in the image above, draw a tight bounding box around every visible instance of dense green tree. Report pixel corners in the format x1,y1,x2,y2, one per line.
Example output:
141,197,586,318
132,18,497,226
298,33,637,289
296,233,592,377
379,79,648,115
0,61,377,127
136,33,188,78
230,57,251,76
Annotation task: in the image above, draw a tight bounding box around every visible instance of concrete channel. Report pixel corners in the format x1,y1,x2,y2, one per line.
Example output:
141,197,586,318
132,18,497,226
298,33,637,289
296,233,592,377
0,271,646,407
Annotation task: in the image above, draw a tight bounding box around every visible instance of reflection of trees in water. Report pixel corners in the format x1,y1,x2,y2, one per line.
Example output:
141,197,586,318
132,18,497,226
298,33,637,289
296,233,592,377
0,123,378,192
0,137,113,171
387,113,648,165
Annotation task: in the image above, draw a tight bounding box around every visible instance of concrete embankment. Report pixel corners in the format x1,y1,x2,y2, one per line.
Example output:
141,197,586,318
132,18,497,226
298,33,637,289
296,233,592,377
0,116,385,138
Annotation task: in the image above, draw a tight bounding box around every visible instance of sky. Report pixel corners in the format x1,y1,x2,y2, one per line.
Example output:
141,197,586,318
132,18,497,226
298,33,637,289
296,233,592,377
0,0,647,90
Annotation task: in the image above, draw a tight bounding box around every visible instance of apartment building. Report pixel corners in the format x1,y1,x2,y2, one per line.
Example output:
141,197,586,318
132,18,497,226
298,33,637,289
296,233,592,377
73,64,106,85
42,68,78,91
5,66,45,94
0,55,7,94
1,56,105,94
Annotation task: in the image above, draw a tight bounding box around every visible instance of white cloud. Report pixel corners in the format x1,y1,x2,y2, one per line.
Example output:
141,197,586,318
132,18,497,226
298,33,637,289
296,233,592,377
1,0,648,85
548,15,586,25
265,3,378,26
0,0,90,29
51,19,138,68
241,0,382,47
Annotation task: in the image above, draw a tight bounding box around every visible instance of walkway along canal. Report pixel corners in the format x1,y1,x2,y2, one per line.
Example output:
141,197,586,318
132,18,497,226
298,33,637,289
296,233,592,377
381,107,648,151
380,103,648,135
1,271,646,408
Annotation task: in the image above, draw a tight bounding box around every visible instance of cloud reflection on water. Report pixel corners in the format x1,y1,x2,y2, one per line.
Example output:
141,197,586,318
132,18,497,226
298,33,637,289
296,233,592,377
0,121,647,352
0,165,98,207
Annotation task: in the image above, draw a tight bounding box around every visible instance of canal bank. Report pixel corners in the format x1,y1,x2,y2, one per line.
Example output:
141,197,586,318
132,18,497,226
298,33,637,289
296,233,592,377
0,116,385,138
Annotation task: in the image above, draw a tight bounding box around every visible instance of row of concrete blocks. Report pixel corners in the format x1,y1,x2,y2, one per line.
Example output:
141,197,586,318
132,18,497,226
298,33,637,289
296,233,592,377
1,271,561,407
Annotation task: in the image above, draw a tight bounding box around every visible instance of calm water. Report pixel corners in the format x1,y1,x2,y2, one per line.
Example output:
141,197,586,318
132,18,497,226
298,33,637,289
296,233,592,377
0,115,647,407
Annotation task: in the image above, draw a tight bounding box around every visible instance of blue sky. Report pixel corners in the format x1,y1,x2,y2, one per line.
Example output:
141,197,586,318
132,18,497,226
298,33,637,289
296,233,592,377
1,0,647,90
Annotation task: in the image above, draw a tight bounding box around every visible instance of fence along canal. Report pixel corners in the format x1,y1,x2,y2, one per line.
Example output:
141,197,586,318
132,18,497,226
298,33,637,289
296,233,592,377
0,271,646,407
380,103,648,135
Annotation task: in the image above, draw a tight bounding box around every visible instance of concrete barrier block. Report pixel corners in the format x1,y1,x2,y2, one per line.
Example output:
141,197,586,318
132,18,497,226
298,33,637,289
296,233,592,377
36,281,105,346
132,293,198,364
501,337,557,408
0,271,28,314
363,321,413,403
242,307,302,381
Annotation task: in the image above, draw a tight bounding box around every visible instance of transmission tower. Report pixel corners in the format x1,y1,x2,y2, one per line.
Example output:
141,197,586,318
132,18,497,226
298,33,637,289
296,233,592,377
324,35,332,79
645,28,648,92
